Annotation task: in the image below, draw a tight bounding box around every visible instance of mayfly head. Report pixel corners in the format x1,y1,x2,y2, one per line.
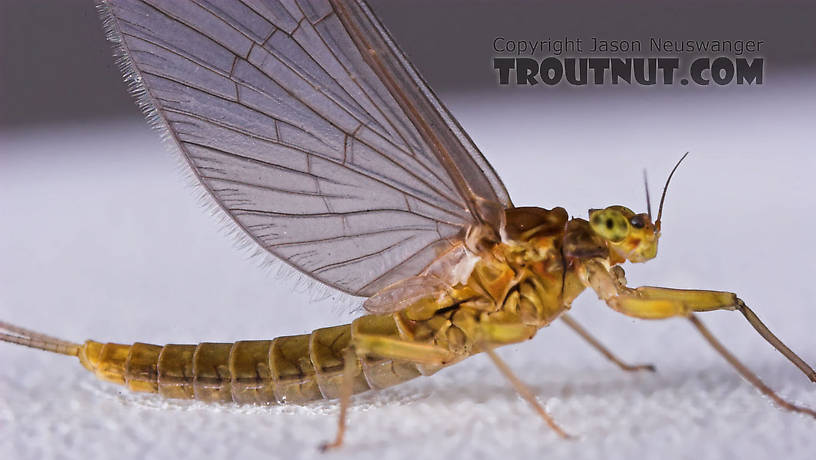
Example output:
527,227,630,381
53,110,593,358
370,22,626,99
588,206,658,263
587,153,689,264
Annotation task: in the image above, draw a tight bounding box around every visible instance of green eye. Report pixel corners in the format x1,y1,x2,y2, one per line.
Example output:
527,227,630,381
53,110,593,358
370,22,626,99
590,209,629,242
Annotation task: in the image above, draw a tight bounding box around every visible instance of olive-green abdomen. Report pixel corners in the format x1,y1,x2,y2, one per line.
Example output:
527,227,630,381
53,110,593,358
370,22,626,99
77,314,422,404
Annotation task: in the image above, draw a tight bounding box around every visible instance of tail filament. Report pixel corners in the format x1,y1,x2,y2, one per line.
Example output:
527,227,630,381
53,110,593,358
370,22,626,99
0,321,81,357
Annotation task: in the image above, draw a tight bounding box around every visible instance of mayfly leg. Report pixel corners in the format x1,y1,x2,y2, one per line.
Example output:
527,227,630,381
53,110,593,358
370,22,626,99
582,259,816,417
734,300,816,383
320,316,458,451
484,347,572,439
320,347,357,452
688,314,816,417
560,314,656,372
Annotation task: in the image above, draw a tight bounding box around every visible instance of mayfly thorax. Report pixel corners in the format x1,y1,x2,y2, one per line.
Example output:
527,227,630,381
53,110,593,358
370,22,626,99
2,0,815,450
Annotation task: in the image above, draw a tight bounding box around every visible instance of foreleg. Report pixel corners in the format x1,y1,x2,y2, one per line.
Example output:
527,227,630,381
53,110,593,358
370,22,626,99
581,259,816,417
582,259,815,381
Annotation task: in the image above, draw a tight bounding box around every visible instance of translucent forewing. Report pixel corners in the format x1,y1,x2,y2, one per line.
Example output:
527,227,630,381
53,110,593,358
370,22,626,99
99,0,512,296
329,0,511,230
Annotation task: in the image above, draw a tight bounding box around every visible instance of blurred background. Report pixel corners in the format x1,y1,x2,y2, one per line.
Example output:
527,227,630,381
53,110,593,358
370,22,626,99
2,1,816,460
3,0,816,127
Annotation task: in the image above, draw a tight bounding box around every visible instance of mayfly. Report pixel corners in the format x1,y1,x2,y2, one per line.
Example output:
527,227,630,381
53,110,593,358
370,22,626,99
2,0,815,449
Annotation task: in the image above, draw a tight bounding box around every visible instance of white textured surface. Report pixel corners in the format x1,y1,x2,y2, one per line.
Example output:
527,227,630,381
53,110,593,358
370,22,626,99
2,81,816,460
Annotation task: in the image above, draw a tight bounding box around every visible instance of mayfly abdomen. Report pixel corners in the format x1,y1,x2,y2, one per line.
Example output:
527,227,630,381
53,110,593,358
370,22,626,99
75,314,423,404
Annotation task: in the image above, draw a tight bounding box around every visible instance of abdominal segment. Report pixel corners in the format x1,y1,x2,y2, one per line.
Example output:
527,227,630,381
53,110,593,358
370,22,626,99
77,316,424,405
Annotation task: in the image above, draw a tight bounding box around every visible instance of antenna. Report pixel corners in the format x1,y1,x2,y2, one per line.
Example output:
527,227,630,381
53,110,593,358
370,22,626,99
643,169,652,220
655,152,690,232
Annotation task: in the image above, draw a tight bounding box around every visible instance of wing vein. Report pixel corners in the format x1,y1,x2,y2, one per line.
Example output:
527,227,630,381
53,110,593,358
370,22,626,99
312,235,415,274
101,0,511,296
270,226,437,248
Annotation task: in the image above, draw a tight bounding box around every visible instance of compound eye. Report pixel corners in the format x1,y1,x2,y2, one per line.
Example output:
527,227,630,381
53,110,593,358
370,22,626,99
590,209,629,242
629,215,646,229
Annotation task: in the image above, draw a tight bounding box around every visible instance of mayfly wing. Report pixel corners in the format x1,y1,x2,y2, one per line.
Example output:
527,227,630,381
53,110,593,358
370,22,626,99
99,0,511,297
363,241,479,313
328,0,511,229
361,275,451,314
